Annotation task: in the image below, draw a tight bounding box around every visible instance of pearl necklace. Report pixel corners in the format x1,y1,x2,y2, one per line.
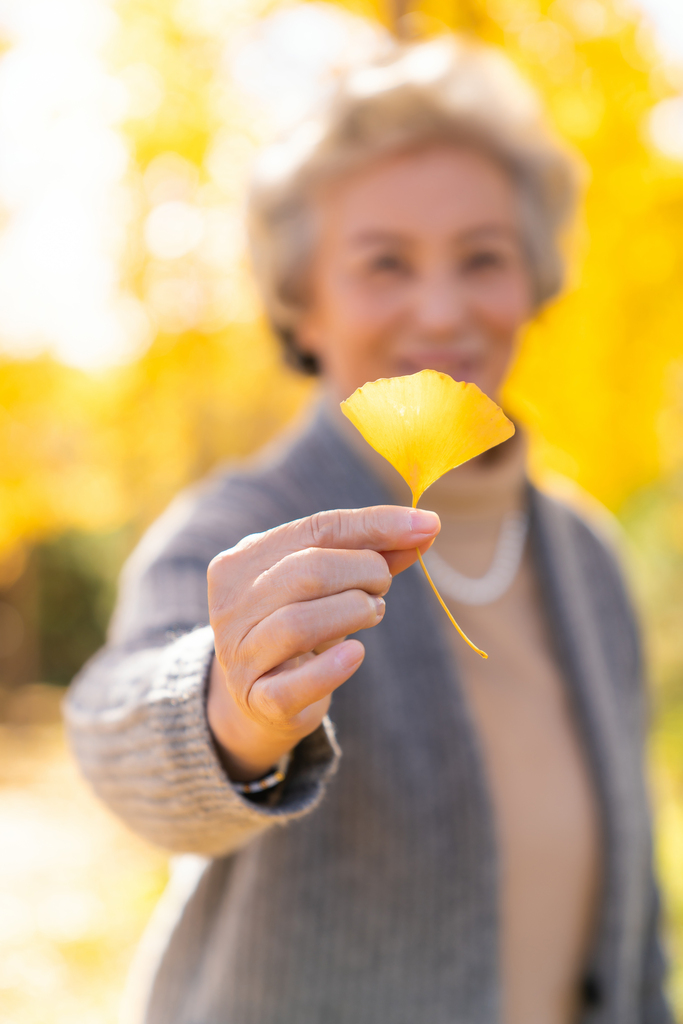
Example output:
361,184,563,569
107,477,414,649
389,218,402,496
422,511,529,606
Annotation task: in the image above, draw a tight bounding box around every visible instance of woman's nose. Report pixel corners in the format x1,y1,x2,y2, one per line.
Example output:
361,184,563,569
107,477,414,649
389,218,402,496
412,271,467,337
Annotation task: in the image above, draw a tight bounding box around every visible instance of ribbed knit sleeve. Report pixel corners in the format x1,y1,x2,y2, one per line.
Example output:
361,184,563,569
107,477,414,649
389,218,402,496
64,468,341,857
65,627,340,855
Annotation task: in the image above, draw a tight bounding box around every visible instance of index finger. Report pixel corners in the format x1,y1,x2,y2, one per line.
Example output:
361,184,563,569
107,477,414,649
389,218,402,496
237,506,440,566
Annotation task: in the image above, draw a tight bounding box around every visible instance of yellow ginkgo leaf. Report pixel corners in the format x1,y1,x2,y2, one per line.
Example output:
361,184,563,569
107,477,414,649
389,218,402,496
341,370,515,659
341,370,514,505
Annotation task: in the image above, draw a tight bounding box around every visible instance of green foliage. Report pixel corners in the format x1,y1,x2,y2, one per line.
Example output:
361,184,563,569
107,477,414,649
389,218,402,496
36,531,129,687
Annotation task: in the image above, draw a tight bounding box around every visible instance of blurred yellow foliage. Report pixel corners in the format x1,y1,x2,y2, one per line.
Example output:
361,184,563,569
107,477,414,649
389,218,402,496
0,0,681,558
1,0,683,1015
0,330,311,557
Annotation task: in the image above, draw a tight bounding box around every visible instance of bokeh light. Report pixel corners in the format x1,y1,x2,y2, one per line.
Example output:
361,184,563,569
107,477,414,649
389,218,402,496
0,0,151,370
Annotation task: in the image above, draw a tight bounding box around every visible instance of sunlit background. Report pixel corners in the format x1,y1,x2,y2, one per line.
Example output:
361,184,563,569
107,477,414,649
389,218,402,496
1,1,683,1021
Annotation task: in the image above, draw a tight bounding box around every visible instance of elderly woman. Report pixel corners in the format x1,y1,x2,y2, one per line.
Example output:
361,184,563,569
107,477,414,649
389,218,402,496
66,37,671,1024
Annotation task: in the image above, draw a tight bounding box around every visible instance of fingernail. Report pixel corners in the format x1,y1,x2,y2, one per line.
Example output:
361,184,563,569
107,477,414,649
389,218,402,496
336,641,364,670
373,596,385,620
409,509,440,535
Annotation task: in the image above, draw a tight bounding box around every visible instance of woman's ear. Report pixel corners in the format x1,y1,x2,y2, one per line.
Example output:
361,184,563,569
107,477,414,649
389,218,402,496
295,305,327,364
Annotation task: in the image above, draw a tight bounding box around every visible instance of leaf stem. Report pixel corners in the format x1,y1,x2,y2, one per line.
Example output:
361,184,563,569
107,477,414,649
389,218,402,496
415,549,488,660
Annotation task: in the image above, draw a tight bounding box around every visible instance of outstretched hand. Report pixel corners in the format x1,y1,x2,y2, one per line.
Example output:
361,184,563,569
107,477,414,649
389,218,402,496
207,505,440,782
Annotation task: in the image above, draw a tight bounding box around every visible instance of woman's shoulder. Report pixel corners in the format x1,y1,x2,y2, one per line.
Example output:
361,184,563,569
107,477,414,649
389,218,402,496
125,434,312,577
122,404,371,582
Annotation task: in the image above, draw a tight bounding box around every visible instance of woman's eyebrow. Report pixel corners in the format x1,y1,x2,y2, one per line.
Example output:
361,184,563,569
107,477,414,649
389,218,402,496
456,223,520,241
345,229,410,248
345,223,519,248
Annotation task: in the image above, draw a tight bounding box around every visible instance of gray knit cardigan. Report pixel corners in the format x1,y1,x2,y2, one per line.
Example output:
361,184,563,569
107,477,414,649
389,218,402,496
65,408,672,1024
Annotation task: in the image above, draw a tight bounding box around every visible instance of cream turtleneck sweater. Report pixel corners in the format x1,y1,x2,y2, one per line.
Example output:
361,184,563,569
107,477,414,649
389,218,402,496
331,400,601,1024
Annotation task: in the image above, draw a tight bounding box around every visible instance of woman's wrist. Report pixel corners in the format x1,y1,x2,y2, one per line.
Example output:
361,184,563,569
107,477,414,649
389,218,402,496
207,656,300,782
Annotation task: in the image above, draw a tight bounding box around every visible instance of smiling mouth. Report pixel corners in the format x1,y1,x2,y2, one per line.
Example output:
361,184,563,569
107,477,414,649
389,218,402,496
395,350,480,378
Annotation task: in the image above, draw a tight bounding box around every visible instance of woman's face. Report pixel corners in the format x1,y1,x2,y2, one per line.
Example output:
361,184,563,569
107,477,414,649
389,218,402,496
298,145,534,402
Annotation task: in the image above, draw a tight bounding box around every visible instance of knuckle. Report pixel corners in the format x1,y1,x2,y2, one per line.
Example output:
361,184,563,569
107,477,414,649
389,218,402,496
310,547,348,593
363,506,392,544
207,549,230,582
283,548,320,599
207,546,243,591
249,686,291,728
367,549,392,591
208,530,268,587
279,548,340,602
345,588,371,620
216,640,250,690
231,530,267,553
278,605,312,652
302,554,326,599
308,508,344,548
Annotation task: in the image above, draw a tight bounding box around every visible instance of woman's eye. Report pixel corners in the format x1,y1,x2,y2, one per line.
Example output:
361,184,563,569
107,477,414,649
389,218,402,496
462,250,508,273
369,253,408,274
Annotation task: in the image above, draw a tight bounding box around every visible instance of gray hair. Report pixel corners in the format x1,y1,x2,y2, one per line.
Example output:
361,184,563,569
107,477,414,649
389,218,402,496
247,35,580,374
